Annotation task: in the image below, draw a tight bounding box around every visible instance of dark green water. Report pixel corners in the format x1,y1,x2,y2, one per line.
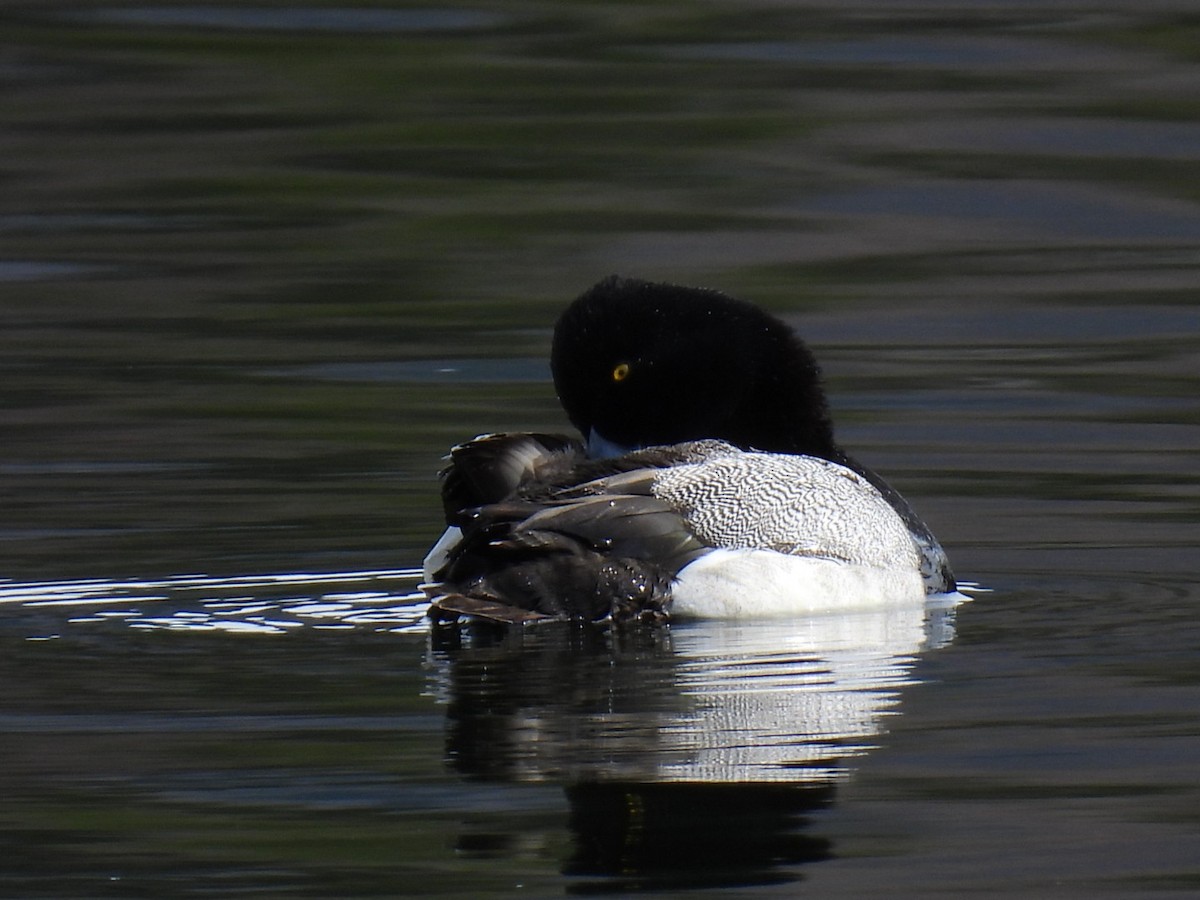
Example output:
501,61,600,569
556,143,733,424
2,2,1199,896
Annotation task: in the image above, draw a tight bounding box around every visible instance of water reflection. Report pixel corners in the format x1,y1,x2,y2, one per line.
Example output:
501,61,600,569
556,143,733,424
427,596,963,889
562,781,835,892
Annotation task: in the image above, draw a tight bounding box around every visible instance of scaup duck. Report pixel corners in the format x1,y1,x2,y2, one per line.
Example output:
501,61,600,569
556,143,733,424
423,276,955,624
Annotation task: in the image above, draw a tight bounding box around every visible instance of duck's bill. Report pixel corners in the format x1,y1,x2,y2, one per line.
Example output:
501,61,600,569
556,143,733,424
586,428,635,460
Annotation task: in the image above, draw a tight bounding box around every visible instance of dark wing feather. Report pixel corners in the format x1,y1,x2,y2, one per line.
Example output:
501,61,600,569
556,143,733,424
427,435,713,624
519,494,705,569
440,432,581,523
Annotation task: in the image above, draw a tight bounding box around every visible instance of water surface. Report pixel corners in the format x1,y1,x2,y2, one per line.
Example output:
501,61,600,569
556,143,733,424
2,1,1199,896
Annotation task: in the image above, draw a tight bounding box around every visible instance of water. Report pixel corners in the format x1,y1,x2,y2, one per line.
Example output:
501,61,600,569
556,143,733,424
2,1,1199,896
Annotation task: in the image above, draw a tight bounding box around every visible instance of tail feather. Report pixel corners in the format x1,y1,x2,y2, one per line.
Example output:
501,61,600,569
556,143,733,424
425,591,554,625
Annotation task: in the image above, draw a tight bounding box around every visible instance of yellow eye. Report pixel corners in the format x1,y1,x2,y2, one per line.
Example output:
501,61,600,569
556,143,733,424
612,362,631,382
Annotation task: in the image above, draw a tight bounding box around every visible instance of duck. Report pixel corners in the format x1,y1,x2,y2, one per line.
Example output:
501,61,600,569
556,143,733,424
423,275,955,624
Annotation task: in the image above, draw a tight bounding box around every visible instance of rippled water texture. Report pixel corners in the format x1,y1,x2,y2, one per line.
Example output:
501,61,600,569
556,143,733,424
2,1,1199,896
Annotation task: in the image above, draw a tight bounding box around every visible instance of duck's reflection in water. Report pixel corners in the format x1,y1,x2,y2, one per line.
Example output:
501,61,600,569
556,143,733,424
426,599,960,891
562,780,834,891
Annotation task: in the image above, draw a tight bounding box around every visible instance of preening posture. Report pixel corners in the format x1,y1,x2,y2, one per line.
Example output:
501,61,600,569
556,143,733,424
423,276,954,624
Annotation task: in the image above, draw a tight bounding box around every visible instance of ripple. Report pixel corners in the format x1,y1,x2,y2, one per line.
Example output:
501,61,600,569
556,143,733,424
0,568,429,636
661,36,1124,71
263,358,549,384
75,6,507,33
804,180,1200,241
0,260,101,281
